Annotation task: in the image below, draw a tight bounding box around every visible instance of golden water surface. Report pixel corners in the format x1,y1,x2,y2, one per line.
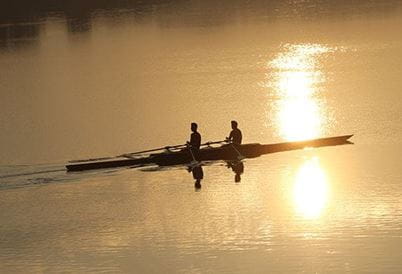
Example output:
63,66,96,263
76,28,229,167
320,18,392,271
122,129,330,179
1,1,402,273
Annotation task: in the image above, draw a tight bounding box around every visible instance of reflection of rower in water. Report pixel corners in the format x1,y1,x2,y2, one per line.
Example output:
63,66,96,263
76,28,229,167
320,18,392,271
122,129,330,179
227,161,244,183
227,120,242,145
192,165,204,189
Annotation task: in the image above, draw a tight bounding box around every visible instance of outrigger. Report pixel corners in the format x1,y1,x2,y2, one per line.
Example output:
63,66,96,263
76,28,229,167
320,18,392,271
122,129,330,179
66,135,353,172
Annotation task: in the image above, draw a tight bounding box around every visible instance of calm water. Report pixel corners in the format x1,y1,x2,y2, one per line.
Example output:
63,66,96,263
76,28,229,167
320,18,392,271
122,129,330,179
1,0,402,273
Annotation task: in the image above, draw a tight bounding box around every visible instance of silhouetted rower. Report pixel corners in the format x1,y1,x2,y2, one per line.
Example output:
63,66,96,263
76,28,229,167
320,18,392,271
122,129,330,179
227,120,242,145
188,122,201,150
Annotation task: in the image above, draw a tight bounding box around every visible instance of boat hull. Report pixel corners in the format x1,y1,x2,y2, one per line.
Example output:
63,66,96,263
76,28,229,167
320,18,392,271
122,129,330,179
66,135,353,172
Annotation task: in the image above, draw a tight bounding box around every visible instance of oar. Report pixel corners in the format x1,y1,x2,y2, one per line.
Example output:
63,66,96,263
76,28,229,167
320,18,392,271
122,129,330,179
69,156,120,163
123,140,228,158
69,144,187,163
203,140,228,146
187,146,201,168
187,140,229,168
69,140,229,163
229,143,245,161
120,144,187,158
187,140,229,167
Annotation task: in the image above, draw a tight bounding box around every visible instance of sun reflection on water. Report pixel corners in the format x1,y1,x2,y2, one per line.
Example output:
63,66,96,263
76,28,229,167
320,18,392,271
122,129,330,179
269,44,331,141
293,157,329,219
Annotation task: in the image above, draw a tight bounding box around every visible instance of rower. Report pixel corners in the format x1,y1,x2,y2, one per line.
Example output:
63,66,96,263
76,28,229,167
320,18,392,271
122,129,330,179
187,122,201,165
227,120,242,145
187,122,201,151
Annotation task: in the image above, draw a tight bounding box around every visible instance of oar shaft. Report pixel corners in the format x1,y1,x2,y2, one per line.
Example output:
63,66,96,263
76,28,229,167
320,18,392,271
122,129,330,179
188,147,197,161
69,140,228,163
120,143,186,156
126,140,227,156
231,144,242,155
203,140,228,145
69,157,116,163
229,143,245,160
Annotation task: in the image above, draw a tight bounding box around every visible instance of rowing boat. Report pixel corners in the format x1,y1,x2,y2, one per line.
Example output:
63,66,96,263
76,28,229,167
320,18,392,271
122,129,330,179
66,135,353,172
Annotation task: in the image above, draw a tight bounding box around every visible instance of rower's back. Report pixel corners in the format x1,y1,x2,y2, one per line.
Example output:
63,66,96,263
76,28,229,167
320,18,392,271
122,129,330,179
229,121,242,145
190,122,201,150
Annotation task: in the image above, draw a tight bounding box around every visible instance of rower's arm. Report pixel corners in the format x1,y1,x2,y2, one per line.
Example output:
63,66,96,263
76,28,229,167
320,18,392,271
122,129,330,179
227,131,234,141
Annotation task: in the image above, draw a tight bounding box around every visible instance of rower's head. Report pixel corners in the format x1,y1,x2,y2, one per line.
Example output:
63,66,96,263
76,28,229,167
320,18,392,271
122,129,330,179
231,120,238,129
191,122,198,132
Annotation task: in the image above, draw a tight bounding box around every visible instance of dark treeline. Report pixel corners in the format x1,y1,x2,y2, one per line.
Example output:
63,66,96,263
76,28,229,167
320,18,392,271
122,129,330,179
0,0,172,23
1,0,401,49
0,0,173,49
1,0,401,24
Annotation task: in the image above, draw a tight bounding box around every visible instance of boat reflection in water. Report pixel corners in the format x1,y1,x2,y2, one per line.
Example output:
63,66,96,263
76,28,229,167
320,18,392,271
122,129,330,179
188,160,245,189
293,157,329,219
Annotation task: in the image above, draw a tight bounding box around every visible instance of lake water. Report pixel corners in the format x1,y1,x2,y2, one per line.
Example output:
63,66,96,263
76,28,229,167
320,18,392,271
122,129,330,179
1,0,402,273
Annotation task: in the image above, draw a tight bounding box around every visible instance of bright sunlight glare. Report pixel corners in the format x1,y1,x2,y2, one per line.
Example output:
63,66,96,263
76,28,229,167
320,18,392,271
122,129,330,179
293,157,329,219
268,44,331,141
